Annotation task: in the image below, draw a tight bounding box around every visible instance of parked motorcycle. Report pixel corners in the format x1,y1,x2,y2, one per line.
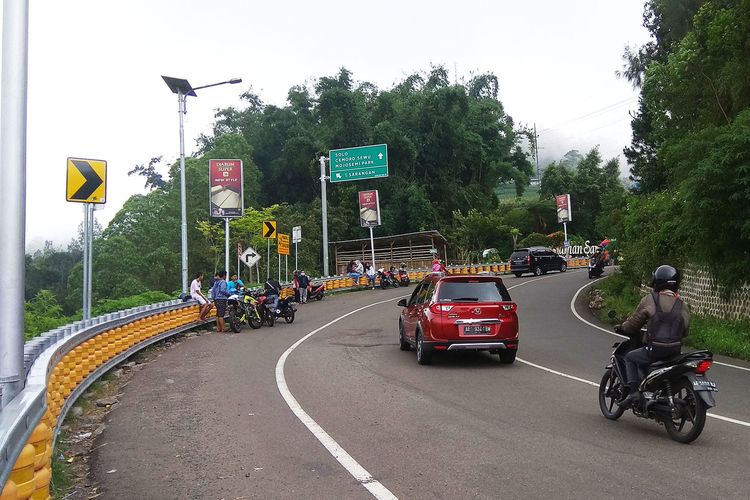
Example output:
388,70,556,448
227,289,259,332
397,269,410,287
598,328,717,443
307,282,325,301
588,257,605,279
378,268,400,289
275,296,297,324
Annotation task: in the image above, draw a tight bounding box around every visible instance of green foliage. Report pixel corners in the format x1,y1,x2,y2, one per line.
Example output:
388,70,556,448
91,291,174,316
592,271,644,324
519,232,550,248
687,316,750,360
25,290,72,340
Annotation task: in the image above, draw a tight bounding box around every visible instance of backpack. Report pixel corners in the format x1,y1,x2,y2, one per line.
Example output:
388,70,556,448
646,292,685,350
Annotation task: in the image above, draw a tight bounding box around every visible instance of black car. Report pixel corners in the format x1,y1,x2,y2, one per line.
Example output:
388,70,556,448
509,247,567,277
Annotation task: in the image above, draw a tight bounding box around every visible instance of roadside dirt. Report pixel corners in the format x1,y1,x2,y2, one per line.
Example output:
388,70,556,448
51,328,212,499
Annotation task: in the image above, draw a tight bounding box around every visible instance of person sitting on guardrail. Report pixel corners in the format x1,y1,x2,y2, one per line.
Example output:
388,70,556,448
190,272,213,321
210,270,230,333
365,263,376,289
347,260,361,280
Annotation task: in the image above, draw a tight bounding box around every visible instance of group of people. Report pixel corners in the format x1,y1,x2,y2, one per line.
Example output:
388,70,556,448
188,270,284,333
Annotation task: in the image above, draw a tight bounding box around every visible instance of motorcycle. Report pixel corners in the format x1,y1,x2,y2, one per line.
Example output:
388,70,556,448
227,288,272,332
588,257,605,279
397,269,410,287
307,282,325,301
598,328,717,443
378,268,400,289
275,296,297,324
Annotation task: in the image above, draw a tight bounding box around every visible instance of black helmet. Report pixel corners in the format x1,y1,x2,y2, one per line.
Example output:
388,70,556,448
651,265,679,292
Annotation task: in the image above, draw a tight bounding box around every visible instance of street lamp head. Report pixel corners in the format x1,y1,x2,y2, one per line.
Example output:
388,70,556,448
229,78,242,84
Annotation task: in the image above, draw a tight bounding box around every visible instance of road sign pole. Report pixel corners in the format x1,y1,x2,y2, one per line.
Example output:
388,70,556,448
369,226,376,275
295,241,298,272
178,89,188,295
278,253,281,282
86,203,94,319
267,239,270,280
0,0,29,406
285,255,288,282
82,204,89,319
224,218,230,274
320,156,329,276
563,221,568,244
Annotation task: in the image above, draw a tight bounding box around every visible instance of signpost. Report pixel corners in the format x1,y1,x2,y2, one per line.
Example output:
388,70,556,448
358,190,381,273
319,144,388,276
329,144,388,183
278,234,290,281
555,194,572,247
292,225,302,271
262,220,277,279
209,159,243,273
66,157,107,320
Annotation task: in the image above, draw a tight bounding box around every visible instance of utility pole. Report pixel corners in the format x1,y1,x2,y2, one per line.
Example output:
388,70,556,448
534,122,540,183
320,156,329,276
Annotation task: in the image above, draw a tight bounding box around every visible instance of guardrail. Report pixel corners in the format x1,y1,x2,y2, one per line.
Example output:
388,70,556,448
0,259,589,497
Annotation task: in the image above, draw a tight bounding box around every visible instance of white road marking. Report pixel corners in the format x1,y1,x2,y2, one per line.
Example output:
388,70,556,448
276,296,405,500
569,279,750,373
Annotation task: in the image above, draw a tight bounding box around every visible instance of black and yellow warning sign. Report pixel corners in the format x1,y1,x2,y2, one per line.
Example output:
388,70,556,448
262,220,277,239
66,157,107,204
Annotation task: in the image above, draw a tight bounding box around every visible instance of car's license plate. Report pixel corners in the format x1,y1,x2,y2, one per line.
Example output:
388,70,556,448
463,325,491,335
692,376,717,391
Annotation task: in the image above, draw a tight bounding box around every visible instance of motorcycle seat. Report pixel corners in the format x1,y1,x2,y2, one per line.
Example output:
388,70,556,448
647,350,711,369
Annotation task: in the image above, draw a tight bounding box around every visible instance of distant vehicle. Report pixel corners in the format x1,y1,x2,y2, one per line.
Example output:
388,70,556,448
397,274,519,365
509,247,567,277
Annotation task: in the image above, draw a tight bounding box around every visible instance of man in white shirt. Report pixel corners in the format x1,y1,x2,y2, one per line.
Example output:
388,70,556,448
190,272,212,321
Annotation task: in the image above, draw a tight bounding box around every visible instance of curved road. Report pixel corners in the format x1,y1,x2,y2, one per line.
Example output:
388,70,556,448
93,269,750,499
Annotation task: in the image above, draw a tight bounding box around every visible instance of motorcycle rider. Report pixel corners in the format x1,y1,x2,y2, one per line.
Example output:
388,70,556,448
616,265,691,408
264,277,282,315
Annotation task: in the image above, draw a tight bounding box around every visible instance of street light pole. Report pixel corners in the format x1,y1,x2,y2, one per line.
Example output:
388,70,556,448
162,76,242,295
320,156,329,276
178,88,188,294
0,0,29,407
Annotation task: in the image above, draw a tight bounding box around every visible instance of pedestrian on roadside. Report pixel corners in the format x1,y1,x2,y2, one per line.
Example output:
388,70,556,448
292,270,301,303
347,260,361,280
190,272,213,321
298,271,310,303
210,270,230,333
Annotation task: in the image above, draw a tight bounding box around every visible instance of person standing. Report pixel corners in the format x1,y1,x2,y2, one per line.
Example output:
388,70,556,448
227,273,244,294
210,270,230,333
298,271,310,303
190,272,213,321
365,262,376,289
292,270,300,303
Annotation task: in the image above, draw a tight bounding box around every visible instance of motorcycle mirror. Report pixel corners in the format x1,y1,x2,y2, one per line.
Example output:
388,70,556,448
397,299,407,307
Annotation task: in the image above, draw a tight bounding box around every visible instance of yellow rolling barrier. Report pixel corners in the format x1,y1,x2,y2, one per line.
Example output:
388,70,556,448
2,304,206,497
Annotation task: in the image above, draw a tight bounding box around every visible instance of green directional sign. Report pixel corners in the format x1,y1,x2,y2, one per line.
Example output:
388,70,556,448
329,144,388,183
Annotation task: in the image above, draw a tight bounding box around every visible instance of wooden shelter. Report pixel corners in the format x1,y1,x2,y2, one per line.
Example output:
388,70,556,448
331,230,448,275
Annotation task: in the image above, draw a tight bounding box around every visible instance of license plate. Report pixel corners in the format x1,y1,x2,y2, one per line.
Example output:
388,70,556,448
462,325,491,335
692,376,717,391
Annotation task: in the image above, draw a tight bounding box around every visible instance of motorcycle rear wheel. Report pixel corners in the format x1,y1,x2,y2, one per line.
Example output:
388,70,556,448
599,368,626,420
248,309,262,329
266,310,275,327
663,380,707,443
284,310,295,324
228,306,242,333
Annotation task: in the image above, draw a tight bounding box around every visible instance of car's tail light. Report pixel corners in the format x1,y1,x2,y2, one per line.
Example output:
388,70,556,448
434,345,447,350
695,360,712,374
527,255,531,263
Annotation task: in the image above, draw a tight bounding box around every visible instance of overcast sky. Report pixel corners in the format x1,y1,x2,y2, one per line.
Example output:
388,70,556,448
5,1,650,251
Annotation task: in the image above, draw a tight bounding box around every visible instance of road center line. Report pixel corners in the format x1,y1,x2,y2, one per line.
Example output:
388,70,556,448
276,296,405,500
568,278,750,373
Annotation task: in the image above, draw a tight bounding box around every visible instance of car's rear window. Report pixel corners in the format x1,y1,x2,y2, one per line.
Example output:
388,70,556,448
437,281,512,302
511,251,529,259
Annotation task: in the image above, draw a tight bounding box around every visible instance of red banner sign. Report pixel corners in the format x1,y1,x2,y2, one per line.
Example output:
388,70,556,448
555,194,572,223
209,159,243,218
358,190,381,227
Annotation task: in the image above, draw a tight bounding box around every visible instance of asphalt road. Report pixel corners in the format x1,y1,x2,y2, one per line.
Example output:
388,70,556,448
93,269,750,499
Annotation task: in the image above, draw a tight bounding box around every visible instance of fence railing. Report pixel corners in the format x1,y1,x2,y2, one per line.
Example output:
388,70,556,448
0,259,589,496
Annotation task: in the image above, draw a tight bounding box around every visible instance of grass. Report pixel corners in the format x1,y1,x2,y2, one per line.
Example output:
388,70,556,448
591,272,750,361
496,183,540,202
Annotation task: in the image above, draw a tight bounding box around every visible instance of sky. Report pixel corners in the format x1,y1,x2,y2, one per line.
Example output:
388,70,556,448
4,0,651,251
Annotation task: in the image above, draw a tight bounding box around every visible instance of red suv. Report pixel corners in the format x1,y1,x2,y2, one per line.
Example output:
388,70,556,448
397,274,519,365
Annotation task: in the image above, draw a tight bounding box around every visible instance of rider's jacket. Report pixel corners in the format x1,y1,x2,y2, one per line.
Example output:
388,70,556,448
621,290,691,344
